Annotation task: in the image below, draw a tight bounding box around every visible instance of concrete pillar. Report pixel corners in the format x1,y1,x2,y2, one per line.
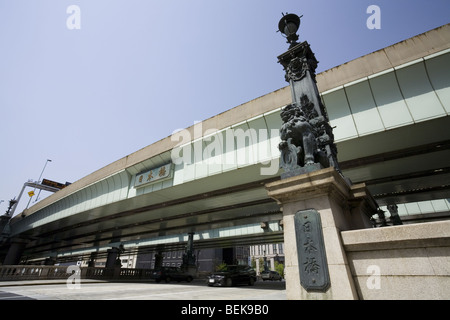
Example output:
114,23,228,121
3,238,27,265
266,167,375,300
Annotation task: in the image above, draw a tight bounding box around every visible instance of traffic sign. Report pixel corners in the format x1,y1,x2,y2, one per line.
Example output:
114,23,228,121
42,179,68,190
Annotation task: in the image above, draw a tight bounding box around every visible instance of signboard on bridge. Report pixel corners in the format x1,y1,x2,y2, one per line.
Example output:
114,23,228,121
42,179,69,190
134,163,173,188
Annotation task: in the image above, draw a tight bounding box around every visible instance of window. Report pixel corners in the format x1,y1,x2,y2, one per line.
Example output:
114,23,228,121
278,244,284,255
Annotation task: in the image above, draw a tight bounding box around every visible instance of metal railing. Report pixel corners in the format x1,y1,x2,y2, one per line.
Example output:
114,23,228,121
0,265,154,281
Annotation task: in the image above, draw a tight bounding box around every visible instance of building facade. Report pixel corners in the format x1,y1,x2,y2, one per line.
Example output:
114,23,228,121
249,243,285,275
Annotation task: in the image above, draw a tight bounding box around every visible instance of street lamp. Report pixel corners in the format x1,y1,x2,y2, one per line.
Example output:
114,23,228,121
278,13,302,46
26,159,52,208
37,159,52,184
276,13,340,177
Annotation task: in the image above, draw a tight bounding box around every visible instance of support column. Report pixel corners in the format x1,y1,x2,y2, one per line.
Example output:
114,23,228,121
105,247,122,278
182,232,197,277
3,238,27,265
105,247,120,269
266,167,374,300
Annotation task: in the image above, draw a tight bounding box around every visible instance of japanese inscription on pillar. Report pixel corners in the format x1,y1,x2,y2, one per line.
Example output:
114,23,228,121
294,209,330,292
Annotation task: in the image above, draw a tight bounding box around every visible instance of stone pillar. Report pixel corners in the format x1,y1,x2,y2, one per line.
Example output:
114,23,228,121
266,167,375,300
3,238,27,265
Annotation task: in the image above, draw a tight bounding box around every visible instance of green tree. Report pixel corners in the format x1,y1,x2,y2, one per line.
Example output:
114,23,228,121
259,258,265,272
251,257,256,269
275,261,285,279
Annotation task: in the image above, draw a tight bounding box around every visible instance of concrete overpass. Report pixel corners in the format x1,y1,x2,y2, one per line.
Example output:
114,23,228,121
1,24,449,265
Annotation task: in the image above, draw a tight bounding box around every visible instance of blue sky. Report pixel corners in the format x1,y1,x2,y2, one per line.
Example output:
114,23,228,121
0,0,449,216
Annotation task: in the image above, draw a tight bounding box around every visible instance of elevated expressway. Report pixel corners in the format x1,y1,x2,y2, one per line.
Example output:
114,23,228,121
2,24,449,264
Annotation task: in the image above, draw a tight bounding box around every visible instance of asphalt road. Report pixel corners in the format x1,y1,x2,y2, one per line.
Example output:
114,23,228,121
0,278,286,300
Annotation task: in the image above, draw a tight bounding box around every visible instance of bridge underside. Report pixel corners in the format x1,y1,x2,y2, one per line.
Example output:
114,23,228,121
10,165,284,263
4,114,449,264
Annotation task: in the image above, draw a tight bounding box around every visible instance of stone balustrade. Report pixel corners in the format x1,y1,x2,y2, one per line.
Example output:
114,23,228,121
0,265,154,281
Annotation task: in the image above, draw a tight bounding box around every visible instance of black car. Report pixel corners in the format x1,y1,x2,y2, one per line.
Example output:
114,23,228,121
151,267,193,283
260,270,282,281
207,265,257,287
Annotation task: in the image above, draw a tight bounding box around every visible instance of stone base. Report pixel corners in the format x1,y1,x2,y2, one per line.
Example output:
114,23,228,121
266,167,376,300
281,163,323,179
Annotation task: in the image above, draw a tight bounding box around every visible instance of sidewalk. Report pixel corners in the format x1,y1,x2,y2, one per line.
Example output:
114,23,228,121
0,278,206,287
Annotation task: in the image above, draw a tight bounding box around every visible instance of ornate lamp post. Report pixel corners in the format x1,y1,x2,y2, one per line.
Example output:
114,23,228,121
266,15,377,298
277,13,340,179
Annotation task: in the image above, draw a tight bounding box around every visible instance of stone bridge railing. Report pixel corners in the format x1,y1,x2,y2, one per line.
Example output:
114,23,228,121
0,265,154,281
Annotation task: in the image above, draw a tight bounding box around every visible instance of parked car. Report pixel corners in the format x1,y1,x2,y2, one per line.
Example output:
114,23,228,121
260,270,282,281
207,265,257,287
151,267,193,283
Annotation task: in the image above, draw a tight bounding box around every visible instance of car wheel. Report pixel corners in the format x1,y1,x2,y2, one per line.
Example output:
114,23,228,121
165,276,171,283
226,278,233,287
186,276,193,283
249,277,255,286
